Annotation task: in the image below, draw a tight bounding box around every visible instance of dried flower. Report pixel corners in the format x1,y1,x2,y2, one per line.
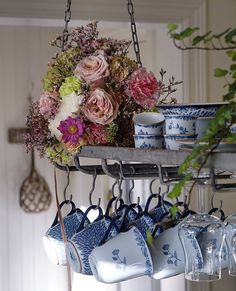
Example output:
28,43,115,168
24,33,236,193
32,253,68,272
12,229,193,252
25,22,180,164
59,76,81,96
126,67,163,109
85,123,109,145
58,116,85,145
74,50,109,88
82,88,119,125
39,91,59,119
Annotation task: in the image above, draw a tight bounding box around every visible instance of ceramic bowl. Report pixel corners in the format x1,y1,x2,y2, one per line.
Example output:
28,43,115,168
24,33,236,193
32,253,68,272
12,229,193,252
164,134,198,150
165,115,197,135
158,103,226,118
134,135,164,149
196,117,214,139
133,112,165,135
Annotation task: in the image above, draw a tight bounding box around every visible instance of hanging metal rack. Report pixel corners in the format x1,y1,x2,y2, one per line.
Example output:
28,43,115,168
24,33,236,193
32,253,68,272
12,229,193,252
55,146,236,191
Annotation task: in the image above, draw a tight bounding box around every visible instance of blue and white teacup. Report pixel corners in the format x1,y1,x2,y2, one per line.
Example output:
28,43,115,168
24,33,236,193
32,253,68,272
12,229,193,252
128,207,158,240
42,200,90,265
165,115,197,135
89,226,153,283
65,210,120,275
133,112,165,135
150,224,203,280
134,135,164,149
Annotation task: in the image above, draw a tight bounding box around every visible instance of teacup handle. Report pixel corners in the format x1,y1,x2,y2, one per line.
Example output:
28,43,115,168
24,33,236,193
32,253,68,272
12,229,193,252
99,218,120,246
51,200,76,227
104,197,125,217
119,203,143,231
144,193,161,213
76,205,103,233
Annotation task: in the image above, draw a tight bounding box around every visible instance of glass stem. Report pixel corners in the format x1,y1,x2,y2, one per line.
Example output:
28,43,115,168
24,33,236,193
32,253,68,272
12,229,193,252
197,182,207,214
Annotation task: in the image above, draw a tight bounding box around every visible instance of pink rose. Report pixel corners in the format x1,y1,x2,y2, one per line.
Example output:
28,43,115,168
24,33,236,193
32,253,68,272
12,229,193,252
74,51,109,88
126,67,163,109
82,88,119,125
39,92,59,119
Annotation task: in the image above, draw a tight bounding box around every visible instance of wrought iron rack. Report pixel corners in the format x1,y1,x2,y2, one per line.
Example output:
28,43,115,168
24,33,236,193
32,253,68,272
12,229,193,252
55,146,236,192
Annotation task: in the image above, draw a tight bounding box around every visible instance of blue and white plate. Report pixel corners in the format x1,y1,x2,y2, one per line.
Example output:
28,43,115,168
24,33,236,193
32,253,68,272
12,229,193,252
158,103,227,117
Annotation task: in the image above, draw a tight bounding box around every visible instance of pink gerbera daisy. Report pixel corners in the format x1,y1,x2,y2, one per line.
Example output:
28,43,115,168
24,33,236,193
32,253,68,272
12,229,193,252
58,117,85,145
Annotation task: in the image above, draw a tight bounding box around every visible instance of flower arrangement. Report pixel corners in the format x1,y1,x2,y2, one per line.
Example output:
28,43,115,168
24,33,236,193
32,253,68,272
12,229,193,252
25,22,180,164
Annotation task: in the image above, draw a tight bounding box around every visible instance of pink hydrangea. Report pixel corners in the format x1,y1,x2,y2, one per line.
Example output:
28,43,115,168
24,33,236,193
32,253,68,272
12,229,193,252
58,117,85,145
74,50,109,88
39,91,59,119
126,67,163,109
82,88,119,125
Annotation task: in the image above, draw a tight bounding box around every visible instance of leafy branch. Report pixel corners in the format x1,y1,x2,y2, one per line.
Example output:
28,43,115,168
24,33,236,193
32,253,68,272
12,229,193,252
166,24,236,204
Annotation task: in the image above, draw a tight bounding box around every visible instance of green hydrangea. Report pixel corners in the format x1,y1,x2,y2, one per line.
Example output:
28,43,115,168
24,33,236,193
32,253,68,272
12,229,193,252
45,145,73,164
43,48,80,92
59,76,81,97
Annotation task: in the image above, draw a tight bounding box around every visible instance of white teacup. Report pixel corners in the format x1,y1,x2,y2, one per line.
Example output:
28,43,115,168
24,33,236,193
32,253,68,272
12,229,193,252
89,227,153,283
133,112,165,135
165,115,197,135
150,225,203,280
134,134,164,149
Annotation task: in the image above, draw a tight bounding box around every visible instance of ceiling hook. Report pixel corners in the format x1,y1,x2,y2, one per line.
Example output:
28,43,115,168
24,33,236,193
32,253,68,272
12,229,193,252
89,168,101,209
63,165,73,203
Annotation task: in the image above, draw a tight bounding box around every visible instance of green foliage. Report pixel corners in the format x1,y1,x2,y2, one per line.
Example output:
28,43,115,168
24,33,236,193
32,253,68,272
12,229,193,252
214,68,228,77
166,23,236,203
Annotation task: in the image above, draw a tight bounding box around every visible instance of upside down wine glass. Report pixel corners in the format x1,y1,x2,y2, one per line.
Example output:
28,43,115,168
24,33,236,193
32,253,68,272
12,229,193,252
178,173,226,281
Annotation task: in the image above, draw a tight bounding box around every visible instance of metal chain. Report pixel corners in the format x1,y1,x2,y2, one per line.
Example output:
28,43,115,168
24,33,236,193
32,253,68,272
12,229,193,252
127,0,142,67
62,0,72,51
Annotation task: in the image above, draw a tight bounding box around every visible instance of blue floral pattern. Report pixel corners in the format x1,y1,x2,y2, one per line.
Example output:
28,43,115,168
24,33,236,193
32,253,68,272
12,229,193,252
183,230,203,268
133,228,153,275
162,244,181,266
112,249,128,269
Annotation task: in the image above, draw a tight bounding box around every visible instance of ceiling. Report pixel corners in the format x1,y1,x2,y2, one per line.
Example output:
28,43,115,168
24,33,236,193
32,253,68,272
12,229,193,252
0,0,205,23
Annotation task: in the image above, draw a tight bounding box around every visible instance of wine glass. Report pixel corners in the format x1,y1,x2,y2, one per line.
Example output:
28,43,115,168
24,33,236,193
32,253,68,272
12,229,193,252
178,170,226,281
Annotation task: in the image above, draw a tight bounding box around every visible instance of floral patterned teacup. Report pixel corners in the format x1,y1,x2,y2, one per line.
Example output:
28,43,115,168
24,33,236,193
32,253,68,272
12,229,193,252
150,224,203,280
42,200,90,265
133,112,165,135
165,115,197,135
65,215,120,275
89,226,153,283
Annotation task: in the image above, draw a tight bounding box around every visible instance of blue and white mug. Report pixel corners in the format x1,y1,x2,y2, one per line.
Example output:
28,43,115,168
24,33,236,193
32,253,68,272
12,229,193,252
150,224,203,280
89,226,153,283
66,208,120,275
42,200,90,265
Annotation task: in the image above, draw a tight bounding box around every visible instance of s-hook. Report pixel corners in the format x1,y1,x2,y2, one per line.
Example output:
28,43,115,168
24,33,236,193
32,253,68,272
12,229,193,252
128,166,140,206
63,165,73,203
89,169,101,209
